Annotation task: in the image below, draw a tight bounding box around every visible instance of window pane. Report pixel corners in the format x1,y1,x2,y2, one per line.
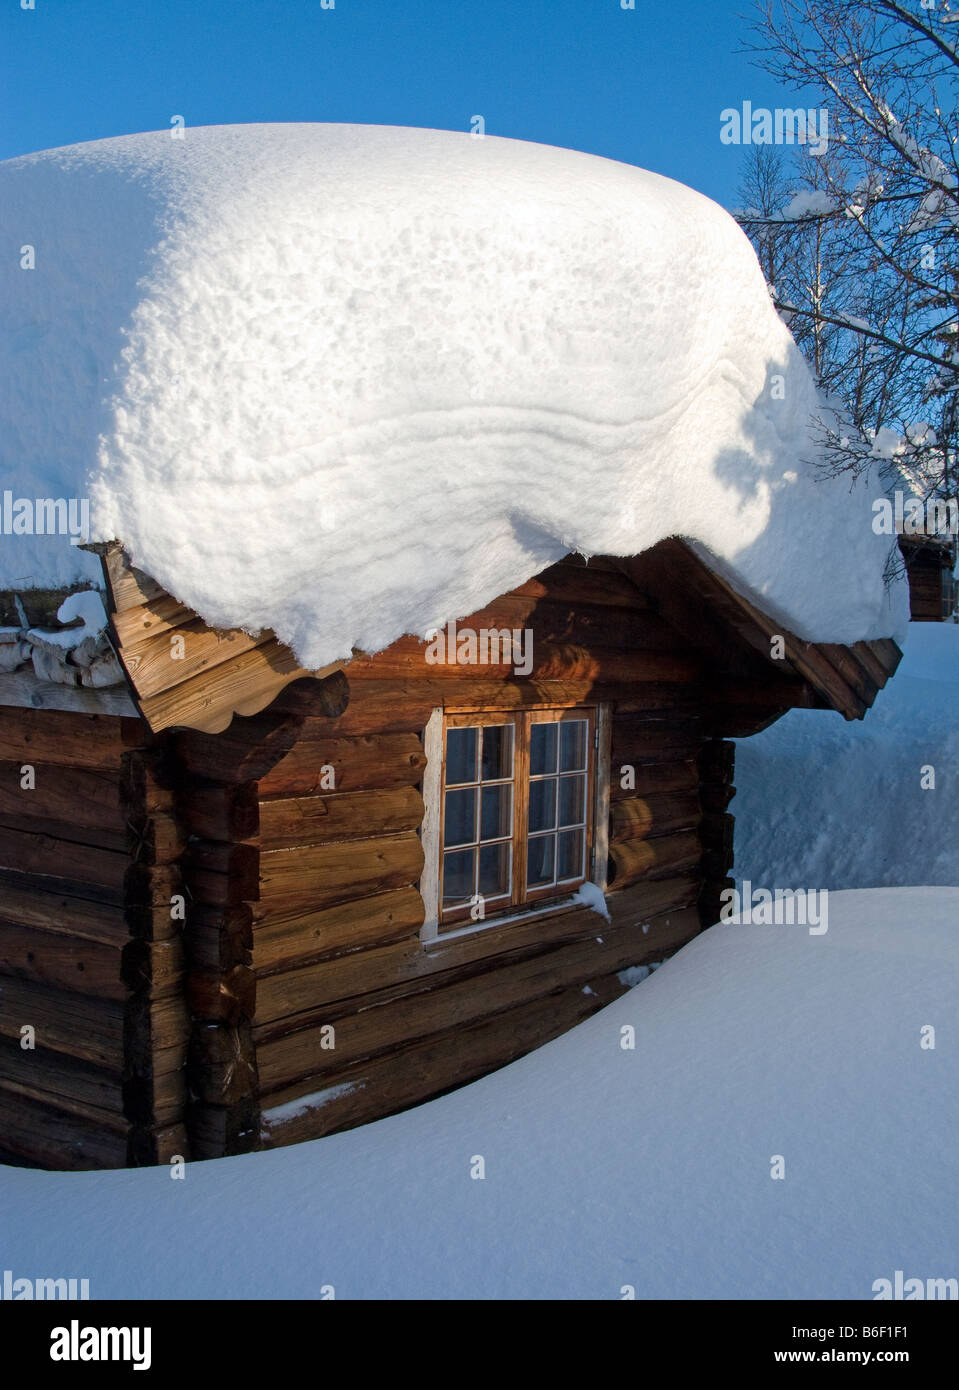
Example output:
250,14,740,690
481,724,513,781
480,783,512,841
445,787,476,847
478,842,511,898
446,727,478,786
527,834,555,888
557,828,584,881
529,722,557,776
558,773,586,827
560,720,588,772
528,777,556,833
443,848,475,904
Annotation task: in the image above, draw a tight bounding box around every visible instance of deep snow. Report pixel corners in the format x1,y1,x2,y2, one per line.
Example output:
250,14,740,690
0,887,955,1300
734,624,959,890
0,123,906,666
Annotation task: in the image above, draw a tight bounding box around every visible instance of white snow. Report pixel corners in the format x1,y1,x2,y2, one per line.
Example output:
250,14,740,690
1,886,955,1299
0,123,906,663
734,624,959,890
570,880,611,920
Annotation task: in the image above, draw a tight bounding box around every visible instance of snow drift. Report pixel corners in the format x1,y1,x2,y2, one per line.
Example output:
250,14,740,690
0,123,907,665
1,887,955,1298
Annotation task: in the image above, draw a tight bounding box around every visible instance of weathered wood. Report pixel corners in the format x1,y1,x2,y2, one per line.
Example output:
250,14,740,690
185,904,254,973
0,921,125,1001
0,1082,129,1169
256,732,427,797
256,905,701,1092
253,875,698,1026
700,811,735,856
698,739,736,784
0,670,139,719
0,706,143,770
0,760,125,831
188,965,256,1025
176,706,309,784
252,887,425,973
608,791,701,844
0,823,129,894
95,540,167,612
186,841,259,905
258,832,424,914
179,781,260,842
120,937,186,998
258,785,424,850
0,976,124,1068
509,560,650,610
346,640,701,686
0,1036,123,1114
188,1021,258,1107
261,975,630,1148
124,864,187,940
0,876,129,947
608,757,699,802
606,830,702,889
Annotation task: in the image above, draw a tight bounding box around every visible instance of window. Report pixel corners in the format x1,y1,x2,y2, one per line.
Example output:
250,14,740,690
428,707,597,930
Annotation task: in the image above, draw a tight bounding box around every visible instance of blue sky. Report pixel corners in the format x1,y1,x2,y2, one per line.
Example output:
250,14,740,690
0,0,803,210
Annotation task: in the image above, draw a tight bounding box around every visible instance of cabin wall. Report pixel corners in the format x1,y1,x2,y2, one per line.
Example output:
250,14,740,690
0,706,190,1169
170,559,713,1154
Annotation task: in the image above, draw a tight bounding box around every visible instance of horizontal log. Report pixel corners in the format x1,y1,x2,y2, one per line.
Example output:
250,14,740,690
258,785,424,850
0,1035,123,1114
0,706,143,770
608,757,700,802
253,874,698,1028
123,995,191,1074
0,976,124,1069
509,559,649,609
700,811,735,855
252,886,425,973
120,937,186,998
300,679,609,739
0,922,125,1001
0,812,129,855
187,1096,259,1160
257,732,427,797
0,1082,129,1169
258,832,424,915
128,1121,190,1167
122,1047,188,1129
0,824,129,896
0,761,124,832
175,704,310,784
124,863,186,940
608,791,701,844
185,842,259,905
606,830,702,890
262,974,630,1147
346,641,701,686
0,876,129,948
256,904,701,1092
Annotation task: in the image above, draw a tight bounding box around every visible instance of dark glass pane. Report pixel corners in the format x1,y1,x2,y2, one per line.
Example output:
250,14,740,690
444,787,476,847
442,849,475,904
560,720,588,772
478,842,511,898
558,774,586,827
480,783,512,841
446,726,478,786
527,834,555,888
528,777,556,833
529,722,557,776
481,724,513,781
557,828,584,881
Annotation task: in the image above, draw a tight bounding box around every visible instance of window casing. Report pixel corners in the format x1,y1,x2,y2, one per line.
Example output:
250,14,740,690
434,707,597,930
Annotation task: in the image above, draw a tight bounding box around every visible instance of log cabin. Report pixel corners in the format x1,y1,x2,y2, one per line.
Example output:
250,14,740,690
0,537,902,1170
898,532,957,622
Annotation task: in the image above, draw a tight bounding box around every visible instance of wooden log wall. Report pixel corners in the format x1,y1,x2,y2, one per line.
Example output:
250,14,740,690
0,706,190,1169
228,559,712,1152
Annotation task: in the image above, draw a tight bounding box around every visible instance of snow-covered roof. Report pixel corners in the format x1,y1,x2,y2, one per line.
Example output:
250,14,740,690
0,123,908,667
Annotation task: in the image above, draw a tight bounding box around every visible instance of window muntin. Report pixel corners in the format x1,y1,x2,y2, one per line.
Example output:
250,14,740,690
439,708,595,928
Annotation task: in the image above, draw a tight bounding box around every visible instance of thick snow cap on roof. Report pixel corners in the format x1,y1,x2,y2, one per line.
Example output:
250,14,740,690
0,123,907,664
